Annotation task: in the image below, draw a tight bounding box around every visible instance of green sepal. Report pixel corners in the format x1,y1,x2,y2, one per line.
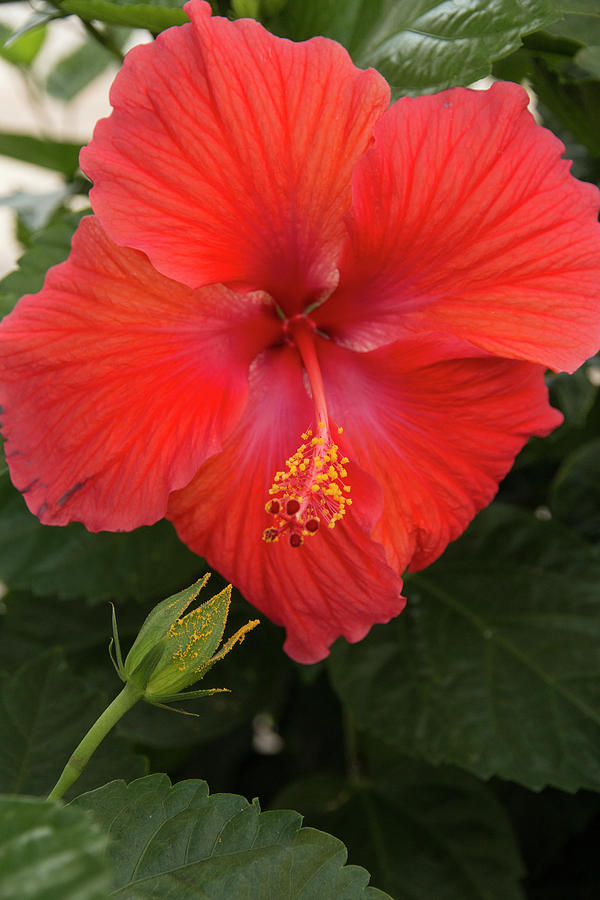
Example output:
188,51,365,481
124,573,210,677
149,701,202,718
209,617,259,666
108,603,125,681
143,584,233,698
170,584,232,664
126,642,166,693
149,687,230,704
148,688,231,717
108,639,123,681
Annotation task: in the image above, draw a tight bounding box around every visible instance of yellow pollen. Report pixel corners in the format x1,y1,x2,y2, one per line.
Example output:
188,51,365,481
262,423,352,548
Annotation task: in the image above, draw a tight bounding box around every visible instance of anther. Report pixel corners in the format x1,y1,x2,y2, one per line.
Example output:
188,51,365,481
263,424,351,546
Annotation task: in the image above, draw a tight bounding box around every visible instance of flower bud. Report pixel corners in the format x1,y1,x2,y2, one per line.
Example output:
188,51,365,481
110,573,259,707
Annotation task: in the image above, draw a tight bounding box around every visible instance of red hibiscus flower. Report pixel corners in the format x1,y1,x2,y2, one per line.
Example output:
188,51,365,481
1,1,599,663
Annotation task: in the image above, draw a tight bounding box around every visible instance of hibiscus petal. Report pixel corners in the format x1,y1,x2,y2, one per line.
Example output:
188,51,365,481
0,217,279,530
317,81,600,371
80,0,390,314
318,337,562,573
167,344,405,664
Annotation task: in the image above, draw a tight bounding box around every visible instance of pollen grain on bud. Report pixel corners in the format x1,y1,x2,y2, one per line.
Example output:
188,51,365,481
262,422,352,548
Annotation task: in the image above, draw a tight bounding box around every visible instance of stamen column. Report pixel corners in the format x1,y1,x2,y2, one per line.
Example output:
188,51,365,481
263,316,351,548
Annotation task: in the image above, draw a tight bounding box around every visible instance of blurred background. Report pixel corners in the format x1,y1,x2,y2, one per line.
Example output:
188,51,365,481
0,1,150,275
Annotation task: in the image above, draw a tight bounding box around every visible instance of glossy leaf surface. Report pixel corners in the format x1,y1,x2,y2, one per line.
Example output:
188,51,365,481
330,505,600,792
74,774,390,897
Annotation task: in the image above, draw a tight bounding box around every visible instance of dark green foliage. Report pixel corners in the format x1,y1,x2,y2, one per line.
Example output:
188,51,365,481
46,27,130,101
274,746,526,900
73,775,390,897
0,133,81,177
0,796,110,899
0,651,147,799
0,469,204,604
0,210,87,314
269,0,559,93
329,505,600,792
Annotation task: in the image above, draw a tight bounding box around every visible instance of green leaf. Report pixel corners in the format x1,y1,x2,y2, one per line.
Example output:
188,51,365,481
549,365,598,429
506,6,600,161
3,9,60,48
0,209,86,316
0,469,204,604
0,132,81,176
46,28,128,101
505,364,600,480
0,796,109,900
546,2,600,46
0,187,75,235
329,504,600,792
549,438,600,542
270,0,560,94
531,59,600,158
0,650,147,799
73,774,390,897
500,783,600,885
274,748,525,900
124,575,211,675
0,590,143,673
575,44,600,76
0,21,46,66
56,0,188,31
493,35,600,180
562,0,600,11
232,0,260,17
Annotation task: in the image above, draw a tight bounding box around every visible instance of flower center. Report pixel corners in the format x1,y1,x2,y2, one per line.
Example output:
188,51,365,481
263,317,352,548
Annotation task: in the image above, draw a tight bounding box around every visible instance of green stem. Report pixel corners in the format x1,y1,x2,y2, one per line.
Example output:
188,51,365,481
47,680,142,801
